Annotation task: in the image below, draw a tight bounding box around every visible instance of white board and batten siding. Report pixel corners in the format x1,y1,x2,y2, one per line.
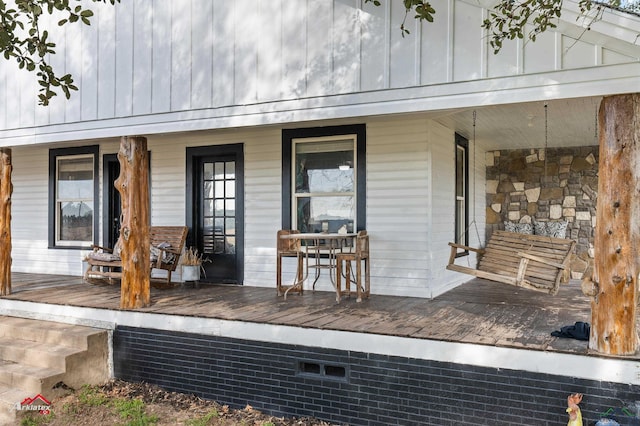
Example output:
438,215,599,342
1,0,639,143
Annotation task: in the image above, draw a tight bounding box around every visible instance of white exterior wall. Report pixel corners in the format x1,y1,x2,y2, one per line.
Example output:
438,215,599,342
9,115,480,296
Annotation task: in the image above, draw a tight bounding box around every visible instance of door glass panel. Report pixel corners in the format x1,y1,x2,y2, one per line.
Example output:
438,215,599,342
225,161,235,179
225,217,235,235
215,181,224,198
204,181,213,198
204,163,214,180
225,236,236,254
225,199,235,216
203,158,236,254
225,180,235,198
214,162,225,179
203,200,213,216
214,200,224,216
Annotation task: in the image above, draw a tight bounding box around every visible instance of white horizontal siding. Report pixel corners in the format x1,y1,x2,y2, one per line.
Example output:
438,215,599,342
427,121,488,297
366,117,431,297
427,121,456,296
241,128,283,288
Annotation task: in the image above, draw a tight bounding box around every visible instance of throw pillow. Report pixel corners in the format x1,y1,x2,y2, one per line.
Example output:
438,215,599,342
503,221,533,235
532,219,568,238
533,219,547,236
546,221,568,238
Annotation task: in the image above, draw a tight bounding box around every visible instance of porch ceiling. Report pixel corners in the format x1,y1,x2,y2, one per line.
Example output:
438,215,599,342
432,96,602,151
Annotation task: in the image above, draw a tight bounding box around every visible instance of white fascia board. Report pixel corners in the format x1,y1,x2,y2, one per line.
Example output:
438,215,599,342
1,62,640,147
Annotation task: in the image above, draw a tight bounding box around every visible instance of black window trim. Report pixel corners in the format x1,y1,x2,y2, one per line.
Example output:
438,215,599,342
455,133,469,257
48,145,100,249
281,124,366,231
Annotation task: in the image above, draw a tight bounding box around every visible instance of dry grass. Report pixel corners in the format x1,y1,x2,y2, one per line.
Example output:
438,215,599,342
15,379,335,426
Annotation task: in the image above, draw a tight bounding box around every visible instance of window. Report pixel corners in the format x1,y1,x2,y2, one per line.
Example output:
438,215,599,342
455,134,469,250
282,125,366,231
293,138,355,233
49,146,99,248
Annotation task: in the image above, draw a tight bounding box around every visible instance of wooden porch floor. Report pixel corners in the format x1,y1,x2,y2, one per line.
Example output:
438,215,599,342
2,272,627,359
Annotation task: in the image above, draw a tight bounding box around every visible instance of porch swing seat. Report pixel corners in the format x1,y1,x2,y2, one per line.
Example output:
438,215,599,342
446,230,575,295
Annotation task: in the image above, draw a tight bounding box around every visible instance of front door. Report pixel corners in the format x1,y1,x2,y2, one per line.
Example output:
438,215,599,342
187,145,244,284
103,153,151,248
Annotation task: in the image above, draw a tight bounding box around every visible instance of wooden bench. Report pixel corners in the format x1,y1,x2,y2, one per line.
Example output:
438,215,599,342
446,230,576,295
84,226,188,286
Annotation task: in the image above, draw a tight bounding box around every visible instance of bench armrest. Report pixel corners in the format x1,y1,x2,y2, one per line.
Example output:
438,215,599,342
91,244,113,253
153,246,181,255
448,242,485,265
517,252,566,270
448,242,485,254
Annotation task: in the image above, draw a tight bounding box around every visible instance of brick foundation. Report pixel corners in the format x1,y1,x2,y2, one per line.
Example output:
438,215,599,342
114,326,640,425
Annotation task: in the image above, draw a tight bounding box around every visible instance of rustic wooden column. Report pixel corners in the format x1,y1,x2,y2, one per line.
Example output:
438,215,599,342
587,94,640,355
115,136,150,309
0,149,12,296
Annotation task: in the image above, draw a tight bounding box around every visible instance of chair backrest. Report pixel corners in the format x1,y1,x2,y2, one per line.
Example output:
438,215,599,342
149,226,189,272
355,231,369,257
277,229,301,254
150,226,188,250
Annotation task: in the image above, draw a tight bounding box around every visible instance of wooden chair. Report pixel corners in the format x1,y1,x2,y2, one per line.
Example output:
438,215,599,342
336,230,370,302
84,225,188,286
277,229,304,296
447,230,575,295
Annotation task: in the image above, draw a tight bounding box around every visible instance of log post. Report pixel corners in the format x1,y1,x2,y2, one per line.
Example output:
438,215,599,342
0,149,12,296
115,136,150,309
588,94,640,355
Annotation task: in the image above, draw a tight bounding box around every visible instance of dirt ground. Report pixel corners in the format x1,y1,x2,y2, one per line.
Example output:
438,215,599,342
14,379,337,426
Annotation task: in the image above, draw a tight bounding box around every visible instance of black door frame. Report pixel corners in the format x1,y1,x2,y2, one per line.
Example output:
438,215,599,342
102,154,120,249
103,153,152,249
186,144,245,284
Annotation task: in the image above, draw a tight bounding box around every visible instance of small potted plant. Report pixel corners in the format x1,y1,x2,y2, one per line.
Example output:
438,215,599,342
180,247,207,282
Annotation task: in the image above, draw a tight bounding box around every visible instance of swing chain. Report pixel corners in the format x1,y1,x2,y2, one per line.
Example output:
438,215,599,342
543,103,548,186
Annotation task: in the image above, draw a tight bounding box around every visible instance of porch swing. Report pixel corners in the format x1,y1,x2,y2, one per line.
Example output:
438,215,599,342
446,106,576,295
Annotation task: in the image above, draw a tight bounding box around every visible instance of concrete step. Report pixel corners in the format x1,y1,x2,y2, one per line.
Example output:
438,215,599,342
0,316,109,424
0,335,80,371
0,316,99,350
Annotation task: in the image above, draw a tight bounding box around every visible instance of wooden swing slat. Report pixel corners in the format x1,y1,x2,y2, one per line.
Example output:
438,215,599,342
447,230,576,295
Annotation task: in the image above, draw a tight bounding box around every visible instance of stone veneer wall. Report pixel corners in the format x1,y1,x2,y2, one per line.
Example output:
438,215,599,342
485,146,598,278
